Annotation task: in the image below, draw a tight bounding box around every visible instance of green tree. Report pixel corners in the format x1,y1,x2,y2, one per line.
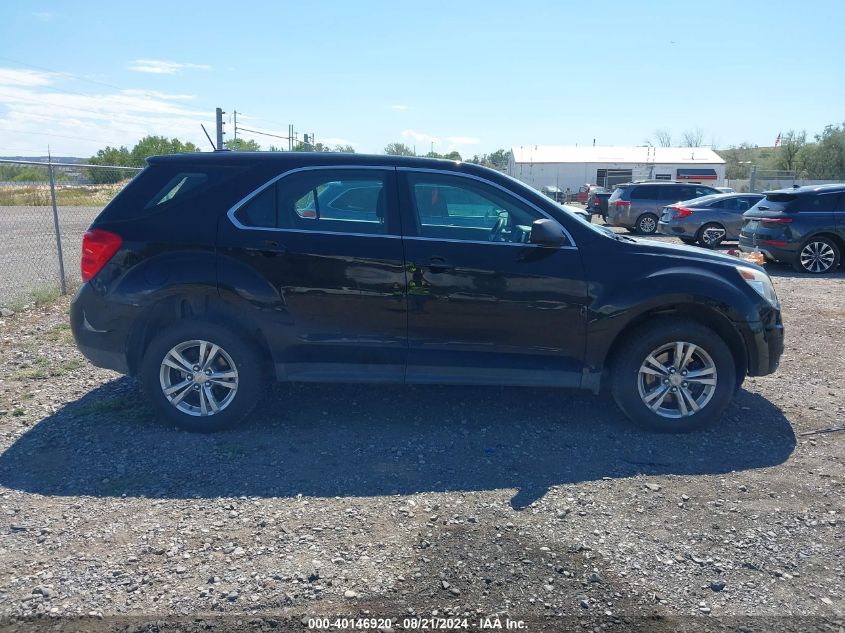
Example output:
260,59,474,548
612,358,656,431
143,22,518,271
384,142,414,156
802,123,845,179
130,135,199,165
775,130,806,173
225,138,261,151
333,144,356,153
468,149,511,170
88,145,133,183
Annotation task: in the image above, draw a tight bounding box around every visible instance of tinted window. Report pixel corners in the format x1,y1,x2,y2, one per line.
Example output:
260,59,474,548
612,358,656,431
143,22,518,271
279,170,389,234
695,186,717,198
145,173,208,209
662,185,694,201
795,193,839,212
235,185,277,228
630,185,661,200
406,173,543,243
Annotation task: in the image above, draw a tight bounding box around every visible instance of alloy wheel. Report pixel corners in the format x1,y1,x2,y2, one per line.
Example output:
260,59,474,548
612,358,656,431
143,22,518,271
159,339,239,417
800,241,836,273
701,225,726,247
637,341,717,419
638,215,657,234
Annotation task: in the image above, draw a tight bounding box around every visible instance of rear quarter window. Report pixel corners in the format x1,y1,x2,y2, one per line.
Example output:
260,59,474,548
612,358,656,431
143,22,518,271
97,163,245,222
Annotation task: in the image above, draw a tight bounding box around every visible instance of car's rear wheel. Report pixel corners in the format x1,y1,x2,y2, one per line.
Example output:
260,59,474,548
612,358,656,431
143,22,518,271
636,213,658,234
697,222,727,248
140,320,266,432
793,237,840,274
610,319,736,432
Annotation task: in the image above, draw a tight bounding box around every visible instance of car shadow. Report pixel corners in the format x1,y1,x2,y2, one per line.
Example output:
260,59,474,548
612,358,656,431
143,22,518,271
0,378,796,510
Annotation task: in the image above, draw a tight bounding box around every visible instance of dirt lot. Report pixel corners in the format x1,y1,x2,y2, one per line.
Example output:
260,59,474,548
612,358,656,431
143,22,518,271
0,248,843,632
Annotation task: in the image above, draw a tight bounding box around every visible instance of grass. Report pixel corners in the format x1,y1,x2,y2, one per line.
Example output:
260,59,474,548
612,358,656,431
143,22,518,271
4,285,66,313
44,323,75,345
11,356,84,380
0,182,129,206
12,408,24,417
74,395,149,422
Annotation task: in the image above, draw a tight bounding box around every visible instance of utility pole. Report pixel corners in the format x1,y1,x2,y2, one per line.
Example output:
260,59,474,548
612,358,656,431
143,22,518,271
288,124,293,151
750,164,757,193
215,107,225,150
233,110,238,144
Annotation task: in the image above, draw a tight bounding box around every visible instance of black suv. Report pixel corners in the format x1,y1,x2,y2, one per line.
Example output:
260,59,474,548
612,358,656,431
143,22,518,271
607,182,721,234
739,184,845,274
71,152,784,433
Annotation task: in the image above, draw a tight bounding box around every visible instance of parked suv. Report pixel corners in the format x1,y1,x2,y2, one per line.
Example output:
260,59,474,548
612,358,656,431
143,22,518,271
739,184,845,274
607,182,721,234
71,153,784,433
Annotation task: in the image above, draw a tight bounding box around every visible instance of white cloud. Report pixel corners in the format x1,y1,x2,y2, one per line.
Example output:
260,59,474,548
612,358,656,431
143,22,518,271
402,129,440,145
127,59,211,75
391,104,410,111
0,68,55,87
446,136,480,145
0,69,213,155
33,11,55,21
319,137,356,147
120,89,196,101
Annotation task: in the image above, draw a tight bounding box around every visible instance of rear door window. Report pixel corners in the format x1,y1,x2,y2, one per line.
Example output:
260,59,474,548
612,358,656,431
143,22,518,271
630,185,660,200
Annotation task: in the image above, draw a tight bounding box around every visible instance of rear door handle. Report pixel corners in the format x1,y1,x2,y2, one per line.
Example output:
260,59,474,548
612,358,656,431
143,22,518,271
257,239,286,256
428,256,451,273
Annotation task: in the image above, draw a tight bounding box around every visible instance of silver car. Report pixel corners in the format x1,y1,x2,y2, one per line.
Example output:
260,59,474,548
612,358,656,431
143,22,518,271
606,182,721,234
657,193,764,247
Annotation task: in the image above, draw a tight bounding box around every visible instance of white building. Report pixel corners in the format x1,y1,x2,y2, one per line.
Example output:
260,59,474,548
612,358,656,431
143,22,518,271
508,145,726,192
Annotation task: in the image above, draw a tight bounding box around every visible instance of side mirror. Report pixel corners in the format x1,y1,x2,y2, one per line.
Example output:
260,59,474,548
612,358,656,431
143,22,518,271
529,218,566,246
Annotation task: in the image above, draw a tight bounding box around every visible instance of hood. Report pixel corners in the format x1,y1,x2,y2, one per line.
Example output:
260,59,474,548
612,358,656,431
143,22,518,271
623,236,765,271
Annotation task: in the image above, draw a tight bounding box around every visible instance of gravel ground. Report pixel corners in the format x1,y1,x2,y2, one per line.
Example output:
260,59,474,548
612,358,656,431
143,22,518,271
0,239,843,633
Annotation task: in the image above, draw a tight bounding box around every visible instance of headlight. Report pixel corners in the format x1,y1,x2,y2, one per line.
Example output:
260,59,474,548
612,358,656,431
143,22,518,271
736,266,779,307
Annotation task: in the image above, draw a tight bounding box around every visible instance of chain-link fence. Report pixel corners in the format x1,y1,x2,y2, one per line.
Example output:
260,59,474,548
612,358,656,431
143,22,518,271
0,159,141,308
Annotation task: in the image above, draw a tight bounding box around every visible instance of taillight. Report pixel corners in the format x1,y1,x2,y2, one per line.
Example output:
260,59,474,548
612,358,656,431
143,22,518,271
81,229,122,281
614,200,631,208
747,217,792,225
672,206,694,219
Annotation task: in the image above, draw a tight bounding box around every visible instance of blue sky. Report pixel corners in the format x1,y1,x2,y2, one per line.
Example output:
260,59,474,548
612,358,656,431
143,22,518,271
1,0,843,157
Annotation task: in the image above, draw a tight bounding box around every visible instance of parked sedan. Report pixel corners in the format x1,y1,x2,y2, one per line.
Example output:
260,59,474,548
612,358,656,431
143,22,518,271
658,193,764,247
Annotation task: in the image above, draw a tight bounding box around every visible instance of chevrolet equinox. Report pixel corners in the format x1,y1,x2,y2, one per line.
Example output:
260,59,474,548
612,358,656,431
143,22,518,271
70,152,784,432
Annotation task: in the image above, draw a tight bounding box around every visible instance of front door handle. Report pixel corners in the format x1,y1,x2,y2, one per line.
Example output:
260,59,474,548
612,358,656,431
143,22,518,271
428,256,451,273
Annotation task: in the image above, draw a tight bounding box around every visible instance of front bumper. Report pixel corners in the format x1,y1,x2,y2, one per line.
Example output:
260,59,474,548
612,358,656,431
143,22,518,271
737,309,784,376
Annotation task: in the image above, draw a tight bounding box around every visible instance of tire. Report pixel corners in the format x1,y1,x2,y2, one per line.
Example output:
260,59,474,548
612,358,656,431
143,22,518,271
679,237,697,245
636,213,658,235
140,320,266,432
610,318,736,432
792,236,840,274
696,222,727,249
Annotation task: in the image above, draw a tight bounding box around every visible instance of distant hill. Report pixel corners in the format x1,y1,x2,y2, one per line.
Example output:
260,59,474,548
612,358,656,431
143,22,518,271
0,156,87,164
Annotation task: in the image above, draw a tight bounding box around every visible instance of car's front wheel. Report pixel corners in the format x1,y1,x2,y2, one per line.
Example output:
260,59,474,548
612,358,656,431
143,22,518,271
793,237,840,274
140,320,266,432
610,319,736,432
